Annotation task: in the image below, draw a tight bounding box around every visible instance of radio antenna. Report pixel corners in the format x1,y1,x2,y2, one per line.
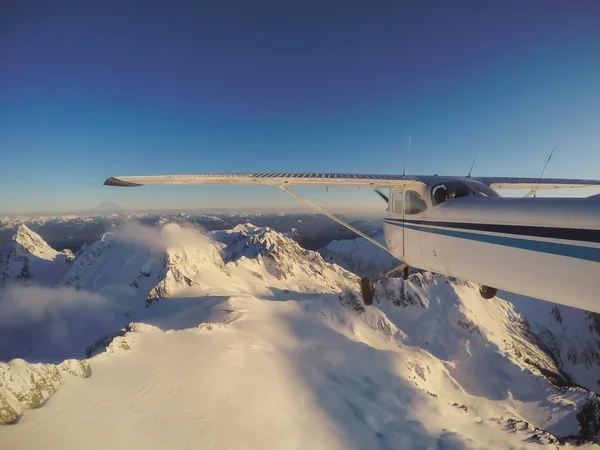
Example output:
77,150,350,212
402,136,411,177
532,146,556,198
467,144,481,178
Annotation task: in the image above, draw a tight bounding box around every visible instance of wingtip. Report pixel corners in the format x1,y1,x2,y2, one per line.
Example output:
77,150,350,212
104,177,143,187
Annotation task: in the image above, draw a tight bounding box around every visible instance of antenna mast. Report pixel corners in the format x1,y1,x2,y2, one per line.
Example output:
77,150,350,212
467,144,481,178
532,146,556,198
402,136,411,177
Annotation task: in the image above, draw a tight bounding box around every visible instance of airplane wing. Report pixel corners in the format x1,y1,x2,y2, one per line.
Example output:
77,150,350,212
474,177,600,190
104,173,600,191
104,173,421,189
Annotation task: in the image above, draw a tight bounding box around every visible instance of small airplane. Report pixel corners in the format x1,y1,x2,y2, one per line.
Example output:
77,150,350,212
105,173,600,313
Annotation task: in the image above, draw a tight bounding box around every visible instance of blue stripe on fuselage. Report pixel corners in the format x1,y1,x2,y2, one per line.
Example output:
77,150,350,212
383,219,600,263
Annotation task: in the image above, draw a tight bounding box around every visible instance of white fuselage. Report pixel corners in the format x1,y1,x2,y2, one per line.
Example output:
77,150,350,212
382,178,600,313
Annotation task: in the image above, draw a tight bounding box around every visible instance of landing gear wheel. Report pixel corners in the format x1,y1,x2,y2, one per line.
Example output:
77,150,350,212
402,266,409,280
479,285,497,299
360,277,375,305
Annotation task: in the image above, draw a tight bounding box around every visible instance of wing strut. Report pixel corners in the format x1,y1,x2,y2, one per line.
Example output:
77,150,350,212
279,186,391,254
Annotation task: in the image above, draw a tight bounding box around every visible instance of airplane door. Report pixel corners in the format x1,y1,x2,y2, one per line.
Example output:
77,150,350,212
384,190,404,258
403,190,429,268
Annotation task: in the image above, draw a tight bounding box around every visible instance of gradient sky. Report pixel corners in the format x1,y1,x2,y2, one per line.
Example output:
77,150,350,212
1,0,599,215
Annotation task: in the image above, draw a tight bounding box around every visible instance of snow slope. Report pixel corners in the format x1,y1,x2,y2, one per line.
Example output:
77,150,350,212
2,291,598,449
1,222,599,448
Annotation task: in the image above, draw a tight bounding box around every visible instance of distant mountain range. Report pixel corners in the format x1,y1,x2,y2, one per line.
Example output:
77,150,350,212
0,212,381,253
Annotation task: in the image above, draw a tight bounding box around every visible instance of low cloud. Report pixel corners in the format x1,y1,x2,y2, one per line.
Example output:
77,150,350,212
0,285,117,361
110,222,213,252
0,285,109,328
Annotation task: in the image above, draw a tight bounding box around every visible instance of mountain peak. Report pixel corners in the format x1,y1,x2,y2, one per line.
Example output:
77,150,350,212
13,225,51,254
230,223,260,233
14,224,37,240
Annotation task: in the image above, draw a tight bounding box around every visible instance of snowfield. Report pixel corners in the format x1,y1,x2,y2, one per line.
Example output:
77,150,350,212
1,222,599,449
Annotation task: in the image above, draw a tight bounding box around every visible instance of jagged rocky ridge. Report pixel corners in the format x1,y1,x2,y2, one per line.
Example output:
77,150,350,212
213,223,357,291
0,359,90,424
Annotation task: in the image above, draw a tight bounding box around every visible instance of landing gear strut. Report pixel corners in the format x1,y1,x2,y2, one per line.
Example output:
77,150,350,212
360,277,375,305
479,285,497,299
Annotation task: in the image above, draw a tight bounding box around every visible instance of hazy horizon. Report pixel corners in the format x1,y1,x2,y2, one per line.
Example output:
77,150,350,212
0,204,383,219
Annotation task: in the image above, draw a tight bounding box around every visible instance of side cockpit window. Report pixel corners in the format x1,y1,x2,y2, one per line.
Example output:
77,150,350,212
432,181,480,206
432,185,449,205
405,191,427,215
462,180,501,198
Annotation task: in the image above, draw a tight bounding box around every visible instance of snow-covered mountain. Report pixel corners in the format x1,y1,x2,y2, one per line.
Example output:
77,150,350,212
62,222,356,303
1,221,600,448
62,223,230,303
0,225,73,285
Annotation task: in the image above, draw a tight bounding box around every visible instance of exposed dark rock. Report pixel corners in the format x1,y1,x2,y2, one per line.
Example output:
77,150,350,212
339,290,365,314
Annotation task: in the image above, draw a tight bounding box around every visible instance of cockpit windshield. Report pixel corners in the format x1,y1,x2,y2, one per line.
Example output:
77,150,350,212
431,180,500,206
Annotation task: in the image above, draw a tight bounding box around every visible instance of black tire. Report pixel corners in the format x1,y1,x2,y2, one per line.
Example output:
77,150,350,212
360,277,374,305
479,285,497,299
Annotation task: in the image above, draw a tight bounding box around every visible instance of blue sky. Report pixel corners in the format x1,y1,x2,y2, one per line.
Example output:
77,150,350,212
1,0,599,215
